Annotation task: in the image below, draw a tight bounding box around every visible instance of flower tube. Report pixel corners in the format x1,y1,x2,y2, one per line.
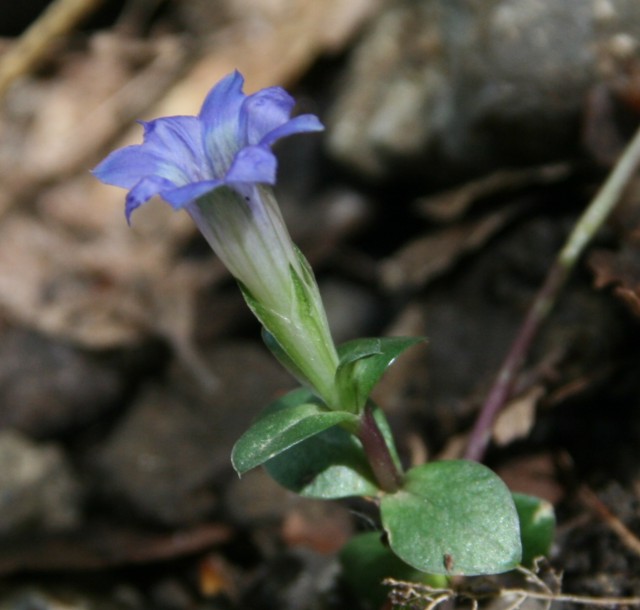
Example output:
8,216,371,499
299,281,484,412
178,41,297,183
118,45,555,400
94,71,339,406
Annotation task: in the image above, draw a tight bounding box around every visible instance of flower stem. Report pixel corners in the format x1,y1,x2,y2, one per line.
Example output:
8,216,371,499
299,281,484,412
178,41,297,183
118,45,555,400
358,405,403,493
464,123,640,462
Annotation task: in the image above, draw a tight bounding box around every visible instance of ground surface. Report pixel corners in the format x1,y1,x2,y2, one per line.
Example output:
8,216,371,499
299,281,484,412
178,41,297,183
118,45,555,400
1,1,640,609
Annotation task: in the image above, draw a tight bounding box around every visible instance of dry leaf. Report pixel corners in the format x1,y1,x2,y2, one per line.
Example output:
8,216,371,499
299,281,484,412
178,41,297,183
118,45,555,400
493,385,544,447
380,209,518,290
589,243,640,318
416,164,570,223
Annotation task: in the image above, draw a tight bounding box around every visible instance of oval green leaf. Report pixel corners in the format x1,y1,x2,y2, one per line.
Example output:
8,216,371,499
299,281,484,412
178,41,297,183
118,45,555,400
231,389,358,475
265,425,379,498
340,532,447,609
381,460,522,575
512,492,555,566
336,337,425,413
264,403,401,499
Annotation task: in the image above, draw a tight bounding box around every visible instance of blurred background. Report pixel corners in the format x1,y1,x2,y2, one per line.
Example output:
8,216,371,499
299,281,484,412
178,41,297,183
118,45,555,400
1,0,640,608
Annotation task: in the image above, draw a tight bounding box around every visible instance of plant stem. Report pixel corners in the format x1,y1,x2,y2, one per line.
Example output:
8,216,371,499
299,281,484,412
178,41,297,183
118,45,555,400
358,405,403,493
464,124,640,462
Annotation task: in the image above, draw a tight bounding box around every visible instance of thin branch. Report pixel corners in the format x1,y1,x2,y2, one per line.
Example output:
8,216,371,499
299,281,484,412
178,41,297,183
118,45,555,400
0,0,104,99
464,123,640,461
580,485,640,557
503,589,640,606
384,577,640,609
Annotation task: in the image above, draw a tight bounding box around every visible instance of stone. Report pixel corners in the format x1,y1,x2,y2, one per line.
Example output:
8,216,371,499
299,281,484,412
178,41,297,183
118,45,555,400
0,430,81,534
95,342,294,526
327,0,640,181
0,327,125,438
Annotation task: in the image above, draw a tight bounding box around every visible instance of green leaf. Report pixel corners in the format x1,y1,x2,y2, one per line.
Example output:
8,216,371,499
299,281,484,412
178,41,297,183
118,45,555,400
231,389,358,475
340,532,447,609
265,425,378,498
264,403,401,499
513,492,555,566
336,337,424,412
381,461,522,575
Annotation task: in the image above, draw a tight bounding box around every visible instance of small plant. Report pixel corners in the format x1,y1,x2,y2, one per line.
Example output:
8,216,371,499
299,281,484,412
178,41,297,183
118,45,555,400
94,71,554,598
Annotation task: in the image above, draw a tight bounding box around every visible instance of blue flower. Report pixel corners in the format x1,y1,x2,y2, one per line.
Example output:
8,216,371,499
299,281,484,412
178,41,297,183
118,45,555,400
94,71,339,406
93,70,324,222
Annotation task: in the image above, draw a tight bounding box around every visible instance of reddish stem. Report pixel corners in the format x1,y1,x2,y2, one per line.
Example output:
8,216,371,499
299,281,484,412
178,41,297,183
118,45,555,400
464,262,568,462
465,124,640,462
358,405,403,493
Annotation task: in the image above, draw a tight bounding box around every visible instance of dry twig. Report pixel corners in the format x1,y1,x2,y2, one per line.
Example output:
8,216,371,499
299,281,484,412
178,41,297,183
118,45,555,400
0,0,104,99
385,563,640,609
580,486,640,558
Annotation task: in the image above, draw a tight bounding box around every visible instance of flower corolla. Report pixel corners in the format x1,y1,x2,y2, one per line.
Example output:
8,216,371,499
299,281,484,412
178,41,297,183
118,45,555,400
93,70,323,222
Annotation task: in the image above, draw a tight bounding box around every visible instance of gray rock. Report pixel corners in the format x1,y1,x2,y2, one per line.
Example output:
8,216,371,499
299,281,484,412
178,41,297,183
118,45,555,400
0,430,81,534
95,342,294,526
327,0,640,180
242,549,340,610
0,328,125,437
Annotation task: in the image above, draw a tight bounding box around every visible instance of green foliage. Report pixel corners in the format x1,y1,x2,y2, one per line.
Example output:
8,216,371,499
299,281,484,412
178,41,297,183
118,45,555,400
264,403,401,499
381,461,522,575
265,425,379,498
340,532,448,609
336,337,424,413
512,492,556,565
231,389,358,475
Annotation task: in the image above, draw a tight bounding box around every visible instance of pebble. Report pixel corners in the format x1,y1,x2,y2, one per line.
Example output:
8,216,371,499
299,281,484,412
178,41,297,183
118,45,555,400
95,342,294,526
0,430,81,534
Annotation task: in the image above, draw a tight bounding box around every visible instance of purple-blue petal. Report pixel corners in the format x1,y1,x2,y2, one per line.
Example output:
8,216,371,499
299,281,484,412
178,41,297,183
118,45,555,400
94,70,322,224
259,114,324,147
199,71,246,172
225,146,277,185
239,87,296,146
93,116,205,189
125,175,177,222
93,145,159,189
161,180,225,208
138,116,205,183
199,71,245,128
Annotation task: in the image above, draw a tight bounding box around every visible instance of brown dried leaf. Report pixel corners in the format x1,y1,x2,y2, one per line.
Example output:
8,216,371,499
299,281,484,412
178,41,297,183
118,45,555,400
0,206,215,349
380,208,517,291
589,243,640,318
417,164,571,223
492,385,544,447
281,501,353,555
0,523,231,575
497,453,564,505
149,0,381,119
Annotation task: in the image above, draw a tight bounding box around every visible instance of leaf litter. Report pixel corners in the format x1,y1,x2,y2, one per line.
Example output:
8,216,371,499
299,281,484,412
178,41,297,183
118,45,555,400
1,0,640,608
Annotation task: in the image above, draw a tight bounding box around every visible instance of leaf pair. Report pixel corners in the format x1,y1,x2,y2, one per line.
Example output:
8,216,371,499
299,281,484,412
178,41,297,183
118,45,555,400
231,336,422,478
232,388,397,498
230,336,552,577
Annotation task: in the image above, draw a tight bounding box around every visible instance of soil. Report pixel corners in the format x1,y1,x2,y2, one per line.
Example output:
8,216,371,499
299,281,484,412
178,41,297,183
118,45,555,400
1,1,640,609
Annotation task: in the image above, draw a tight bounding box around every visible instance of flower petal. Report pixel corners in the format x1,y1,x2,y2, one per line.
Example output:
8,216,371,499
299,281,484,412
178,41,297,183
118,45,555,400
259,113,324,147
93,145,159,189
93,116,204,189
240,87,295,146
161,180,224,208
138,116,205,182
225,146,277,185
125,176,176,222
199,71,246,173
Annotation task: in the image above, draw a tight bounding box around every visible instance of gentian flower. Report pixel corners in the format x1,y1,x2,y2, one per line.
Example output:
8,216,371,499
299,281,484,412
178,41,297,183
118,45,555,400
93,71,340,406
